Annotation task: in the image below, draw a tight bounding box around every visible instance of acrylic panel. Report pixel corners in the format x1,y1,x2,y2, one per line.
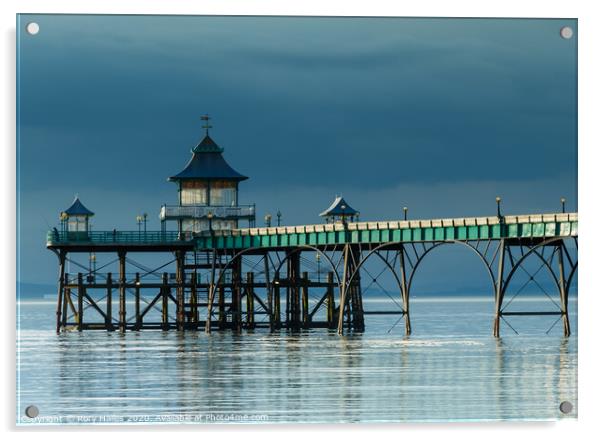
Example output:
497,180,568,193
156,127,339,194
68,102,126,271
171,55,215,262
16,15,578,425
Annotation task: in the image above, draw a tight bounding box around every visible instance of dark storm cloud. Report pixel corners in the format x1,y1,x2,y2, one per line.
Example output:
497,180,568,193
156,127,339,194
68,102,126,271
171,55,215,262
17,15,577,285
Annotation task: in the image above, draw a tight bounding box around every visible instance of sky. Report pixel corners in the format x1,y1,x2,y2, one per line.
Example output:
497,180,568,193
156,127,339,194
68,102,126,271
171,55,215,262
16,15,577,292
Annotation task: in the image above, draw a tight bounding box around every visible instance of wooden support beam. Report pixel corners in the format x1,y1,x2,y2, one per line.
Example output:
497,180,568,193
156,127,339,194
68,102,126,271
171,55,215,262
65,285,76,323
337,245,350,334
301,271,309,328
190,270,198,326
106,273,114,331
232,257,242,332
205,250,218,334
493,239,506,337
399,246,411,336
134,272,141,331
326,272,335,328
140,290,163,320
349,247,365,331
83,291,108,322
176,250,185,331
246,272,255,329
218,284,225,329
77,273,84,332
287,252,301,330
274,274,281,329
252,292,270,313
161,272,169,331
61,274,69,330
55,250,66,333
264,254,274,332
63,281,326,289
118,251,126,333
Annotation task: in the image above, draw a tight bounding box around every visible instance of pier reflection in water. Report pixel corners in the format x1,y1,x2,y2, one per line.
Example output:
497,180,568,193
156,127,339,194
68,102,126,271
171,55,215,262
17,297,577,424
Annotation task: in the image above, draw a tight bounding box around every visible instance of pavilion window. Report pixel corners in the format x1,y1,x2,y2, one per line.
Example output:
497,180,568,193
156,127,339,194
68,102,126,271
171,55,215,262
210,180,237,206
182,219,210,233
67,216,87,232
180,181,208,206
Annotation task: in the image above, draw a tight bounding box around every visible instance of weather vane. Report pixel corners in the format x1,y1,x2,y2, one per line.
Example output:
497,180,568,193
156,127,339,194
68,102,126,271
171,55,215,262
201,114,212,135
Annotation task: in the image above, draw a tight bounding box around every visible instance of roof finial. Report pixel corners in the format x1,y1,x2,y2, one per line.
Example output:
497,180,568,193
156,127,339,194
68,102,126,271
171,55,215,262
201,114,212,135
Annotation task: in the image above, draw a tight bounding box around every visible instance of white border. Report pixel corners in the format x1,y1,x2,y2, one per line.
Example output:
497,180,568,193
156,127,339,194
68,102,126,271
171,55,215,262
3,1,601,438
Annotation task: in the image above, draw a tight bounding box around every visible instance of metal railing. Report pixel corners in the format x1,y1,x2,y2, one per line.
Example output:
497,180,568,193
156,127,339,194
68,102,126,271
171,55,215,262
46,230,186,245
159,204,255,220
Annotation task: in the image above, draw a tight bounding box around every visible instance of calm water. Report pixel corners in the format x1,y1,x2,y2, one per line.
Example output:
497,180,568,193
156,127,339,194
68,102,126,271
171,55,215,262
16,297,577,424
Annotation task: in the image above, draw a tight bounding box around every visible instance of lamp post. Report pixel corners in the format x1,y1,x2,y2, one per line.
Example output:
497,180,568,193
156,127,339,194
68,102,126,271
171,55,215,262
60,211,68,234
265,213,272,227
207,211,214,233
403,206,408,221
276,210,282,227
561,197,566,214
143,213,148,234
88,253,96,283
136,215,143,237
316,252,321,282
496,196,502,220
89,253,96,274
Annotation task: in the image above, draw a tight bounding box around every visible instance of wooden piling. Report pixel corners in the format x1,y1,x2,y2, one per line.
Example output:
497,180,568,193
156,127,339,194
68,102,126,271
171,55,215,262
66,288,77,326
218,284,225,329
301,271,309,328
274,274,281,329
134,272,141,330
190,270,198,326
77,273,84,332
246,272,255,328
337,245,350,334
55,250,66,333
232,257,242,332
118,251,127,333
176,251,185,331
264,255,274,331
106,273,114,331
326,272,335,328
61,273,69,330
205,250,217,333
493,239,506,337
287,252,301,330
161,272,169,331
399,246,411,336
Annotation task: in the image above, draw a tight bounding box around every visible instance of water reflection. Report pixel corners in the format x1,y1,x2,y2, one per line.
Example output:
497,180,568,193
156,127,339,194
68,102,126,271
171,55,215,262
18,300,577,423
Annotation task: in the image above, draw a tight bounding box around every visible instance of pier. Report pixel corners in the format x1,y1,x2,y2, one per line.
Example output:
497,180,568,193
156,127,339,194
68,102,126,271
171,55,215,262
46,117,578,337
47,212,578,336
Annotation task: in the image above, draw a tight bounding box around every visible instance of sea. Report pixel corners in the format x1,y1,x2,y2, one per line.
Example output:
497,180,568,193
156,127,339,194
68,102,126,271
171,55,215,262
16,296,577,425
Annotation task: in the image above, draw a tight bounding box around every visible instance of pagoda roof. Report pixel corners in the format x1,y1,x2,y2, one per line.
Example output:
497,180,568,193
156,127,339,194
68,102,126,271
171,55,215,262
64,197,94,216
319,196,359,217
168,134,248,182
192,134,224,153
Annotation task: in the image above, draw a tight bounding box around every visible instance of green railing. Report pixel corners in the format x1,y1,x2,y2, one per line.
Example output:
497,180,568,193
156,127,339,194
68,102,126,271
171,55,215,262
47,213,578,249
47,230,186,245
